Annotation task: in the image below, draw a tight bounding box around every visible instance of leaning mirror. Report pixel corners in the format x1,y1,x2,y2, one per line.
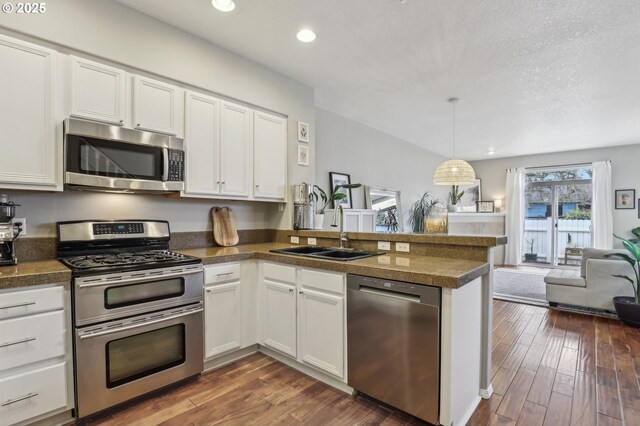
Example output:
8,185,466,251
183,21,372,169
364,186,403,233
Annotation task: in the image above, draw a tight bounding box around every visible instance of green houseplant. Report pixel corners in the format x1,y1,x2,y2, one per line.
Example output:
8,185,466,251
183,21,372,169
605,234,640,327
309,183,362,229
524,238,538,262
407,192,441,233
448,185,465,212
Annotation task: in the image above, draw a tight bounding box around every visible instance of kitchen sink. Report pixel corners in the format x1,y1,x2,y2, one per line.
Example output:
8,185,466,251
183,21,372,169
270,246,382,261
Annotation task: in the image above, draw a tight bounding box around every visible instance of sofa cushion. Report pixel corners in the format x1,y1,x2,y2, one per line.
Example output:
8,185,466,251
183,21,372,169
544,269,586,287
580,248,627,277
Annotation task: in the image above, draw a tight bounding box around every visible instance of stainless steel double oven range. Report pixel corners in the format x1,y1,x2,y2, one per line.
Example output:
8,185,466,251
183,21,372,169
56,220,204,419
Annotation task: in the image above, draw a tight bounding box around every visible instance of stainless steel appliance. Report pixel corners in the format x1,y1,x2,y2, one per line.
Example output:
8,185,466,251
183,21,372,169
0,194,23,266
63,118,185,193
293,183,314,230
347,275,441,425
56,220,204,419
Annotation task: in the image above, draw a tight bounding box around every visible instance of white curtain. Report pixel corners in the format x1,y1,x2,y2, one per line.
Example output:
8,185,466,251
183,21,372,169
592,161,613,249
505,168,525,265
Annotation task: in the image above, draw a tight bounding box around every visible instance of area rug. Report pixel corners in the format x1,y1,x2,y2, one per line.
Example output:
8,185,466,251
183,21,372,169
493,268,549,306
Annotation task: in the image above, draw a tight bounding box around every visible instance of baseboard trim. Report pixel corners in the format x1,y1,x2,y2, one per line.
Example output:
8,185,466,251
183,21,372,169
203,345,259,372
480,384,494,399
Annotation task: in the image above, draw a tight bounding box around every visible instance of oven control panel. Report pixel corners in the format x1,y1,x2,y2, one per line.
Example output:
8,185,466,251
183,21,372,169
93,222,144,235
168,150,184,182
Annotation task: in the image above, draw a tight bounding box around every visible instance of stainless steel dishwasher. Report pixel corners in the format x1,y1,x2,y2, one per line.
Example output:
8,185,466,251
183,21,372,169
347,274,441,425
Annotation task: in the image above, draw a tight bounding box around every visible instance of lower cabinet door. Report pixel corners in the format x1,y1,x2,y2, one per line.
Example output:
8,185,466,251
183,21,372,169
0,362,67,426
204,282,242,358
261,280,296,357
297,288,344,378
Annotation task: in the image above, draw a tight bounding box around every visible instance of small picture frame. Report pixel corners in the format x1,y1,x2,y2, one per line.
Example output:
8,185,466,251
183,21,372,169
615,189,635,209
476,200,495,213
297,121,309,142
329,172,353,209
297,145,309,166
457,178,482,212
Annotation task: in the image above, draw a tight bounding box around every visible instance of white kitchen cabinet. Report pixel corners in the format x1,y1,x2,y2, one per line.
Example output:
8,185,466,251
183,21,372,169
133,75,183,136
297,288,344,378
70,56,126,125
204,281,242,358
323,209,377,232
261,279,297,357
0,34,60,191
220,101,253,197
253,111,287,200
183,91,221,197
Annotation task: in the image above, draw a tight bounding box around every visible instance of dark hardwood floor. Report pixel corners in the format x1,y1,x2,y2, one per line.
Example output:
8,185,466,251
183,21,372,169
468,300,640,426
79,300,640,426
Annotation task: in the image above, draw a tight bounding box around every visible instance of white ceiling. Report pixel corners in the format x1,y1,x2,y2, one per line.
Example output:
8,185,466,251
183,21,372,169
117,0,640,160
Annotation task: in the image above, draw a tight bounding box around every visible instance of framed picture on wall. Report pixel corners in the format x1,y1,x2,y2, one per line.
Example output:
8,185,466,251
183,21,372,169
457,179,482,212
297,121,309,142
329,172,353,209
615,189,635,209
297,145,309,166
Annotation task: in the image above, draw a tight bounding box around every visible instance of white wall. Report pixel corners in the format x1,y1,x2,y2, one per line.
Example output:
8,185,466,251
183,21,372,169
0,0,316,233
470,143,640,240
315,108,448,228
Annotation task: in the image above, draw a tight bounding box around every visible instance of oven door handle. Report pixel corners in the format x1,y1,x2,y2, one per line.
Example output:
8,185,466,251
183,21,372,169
78,306,203,340
162,147,169,181
77,268,202,288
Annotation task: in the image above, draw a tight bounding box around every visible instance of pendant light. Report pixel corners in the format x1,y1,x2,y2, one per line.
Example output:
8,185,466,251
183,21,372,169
433,97,477,185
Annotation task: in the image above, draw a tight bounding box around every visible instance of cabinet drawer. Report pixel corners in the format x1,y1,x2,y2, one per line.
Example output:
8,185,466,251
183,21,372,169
0,286,64,320
263,262,296,284
299,269,345,295
0,310,65,372
0,362,67,426
205,263,241,284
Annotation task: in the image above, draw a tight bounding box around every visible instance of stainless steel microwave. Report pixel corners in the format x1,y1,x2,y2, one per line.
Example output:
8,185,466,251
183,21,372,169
63,118,185,192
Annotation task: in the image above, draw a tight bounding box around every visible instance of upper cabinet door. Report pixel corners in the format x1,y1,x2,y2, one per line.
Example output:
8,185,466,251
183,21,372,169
70,56,126,125
254,111,287,200
0,35,59,190
184,91,221,197
133,75,183,136
220,101,252,197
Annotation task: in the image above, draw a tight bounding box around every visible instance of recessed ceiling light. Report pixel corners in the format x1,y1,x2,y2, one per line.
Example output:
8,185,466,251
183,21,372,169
211,0,235,12
296,29,316,43
487,149,496,155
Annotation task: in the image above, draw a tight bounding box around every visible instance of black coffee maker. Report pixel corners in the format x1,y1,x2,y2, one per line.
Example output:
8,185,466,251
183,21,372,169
0,194,22,266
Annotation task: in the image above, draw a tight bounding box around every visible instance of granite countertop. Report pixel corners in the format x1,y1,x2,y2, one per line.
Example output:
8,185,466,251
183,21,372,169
178,243,489,289
0,260,71,290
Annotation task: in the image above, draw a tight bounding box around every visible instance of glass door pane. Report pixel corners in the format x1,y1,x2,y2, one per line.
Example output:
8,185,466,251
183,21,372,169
523,185,553,265
555,183,592,266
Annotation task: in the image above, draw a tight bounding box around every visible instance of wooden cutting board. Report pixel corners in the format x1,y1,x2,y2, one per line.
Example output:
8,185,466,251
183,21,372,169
211,207,239,246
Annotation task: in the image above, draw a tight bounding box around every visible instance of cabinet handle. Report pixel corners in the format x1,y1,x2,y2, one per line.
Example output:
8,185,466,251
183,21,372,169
2,392,39,407
255,184,260,188
0,337,36,348
299,291,304,294
216,181,220,185
206,289,211,293
136,123,141,127
119,119,124,124
216,272,233,277
221,181,226,184
0,301,35,310
288,288,294,292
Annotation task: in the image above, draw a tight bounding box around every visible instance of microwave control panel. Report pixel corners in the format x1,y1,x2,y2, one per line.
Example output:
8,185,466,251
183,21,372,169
168,150,184,181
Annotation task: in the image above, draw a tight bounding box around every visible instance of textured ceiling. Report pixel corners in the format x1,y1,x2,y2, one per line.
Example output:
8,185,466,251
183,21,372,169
117,0,640,160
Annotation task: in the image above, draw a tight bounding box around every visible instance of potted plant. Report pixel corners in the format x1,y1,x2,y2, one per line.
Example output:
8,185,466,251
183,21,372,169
524,239,538,262
605,235,640,327
448,185,465,213
309,183,362,229
407,192,441,233
566,233,573,248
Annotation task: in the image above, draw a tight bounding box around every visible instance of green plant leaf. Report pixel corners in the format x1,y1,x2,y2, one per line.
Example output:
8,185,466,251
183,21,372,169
614,234,640,261
632,227,640,239
612,274,635,284
333,193,347,200
605,252,637,267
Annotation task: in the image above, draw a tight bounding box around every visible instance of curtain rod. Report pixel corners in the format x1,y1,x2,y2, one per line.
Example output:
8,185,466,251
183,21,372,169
505,161,609,171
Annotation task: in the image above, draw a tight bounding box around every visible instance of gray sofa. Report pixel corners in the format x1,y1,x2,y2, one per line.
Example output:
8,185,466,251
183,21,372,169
544,248,636,311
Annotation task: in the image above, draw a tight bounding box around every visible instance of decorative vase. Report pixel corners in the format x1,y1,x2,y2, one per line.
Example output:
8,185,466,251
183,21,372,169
314,214,324,230
447,204,457,213
424,207,448,234
613,296,640,327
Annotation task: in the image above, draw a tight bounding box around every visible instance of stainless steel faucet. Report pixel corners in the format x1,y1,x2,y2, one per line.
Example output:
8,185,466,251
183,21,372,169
331,204,348,249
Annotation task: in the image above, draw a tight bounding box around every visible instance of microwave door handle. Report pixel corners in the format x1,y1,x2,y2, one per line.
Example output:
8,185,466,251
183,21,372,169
162,148,169,181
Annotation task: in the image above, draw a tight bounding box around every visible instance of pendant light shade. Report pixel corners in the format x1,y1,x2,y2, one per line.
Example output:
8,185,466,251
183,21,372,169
433,98,477,185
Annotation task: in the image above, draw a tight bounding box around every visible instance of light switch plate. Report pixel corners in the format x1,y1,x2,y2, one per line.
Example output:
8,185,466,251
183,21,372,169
378,241,391,251
290,236,300,244
396,242,410,252
308,237,317,245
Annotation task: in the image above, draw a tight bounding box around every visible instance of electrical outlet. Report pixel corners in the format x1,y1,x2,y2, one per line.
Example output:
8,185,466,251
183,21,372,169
290,236,300,244
308,237,317,245
12,218,26,236
396,242,410,252
378,241,391,251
